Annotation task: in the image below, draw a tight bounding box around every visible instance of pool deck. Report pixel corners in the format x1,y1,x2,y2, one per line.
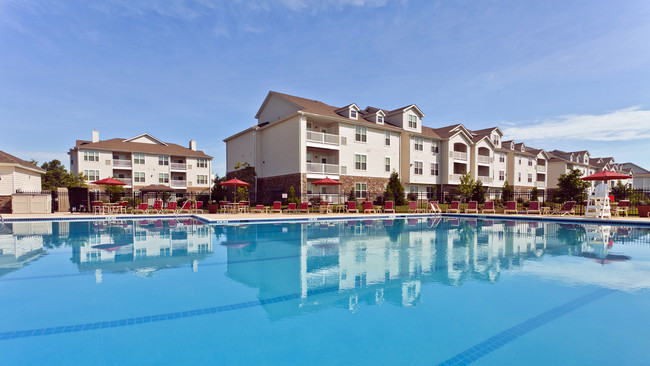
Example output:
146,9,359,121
2,211,650,226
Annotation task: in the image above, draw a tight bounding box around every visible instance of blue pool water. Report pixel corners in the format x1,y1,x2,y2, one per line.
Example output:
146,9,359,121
1,217,650,365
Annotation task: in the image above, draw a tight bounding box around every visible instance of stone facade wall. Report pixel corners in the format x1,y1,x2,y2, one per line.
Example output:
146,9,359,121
0,196,11,213
339,175,390,202
256,173,303,205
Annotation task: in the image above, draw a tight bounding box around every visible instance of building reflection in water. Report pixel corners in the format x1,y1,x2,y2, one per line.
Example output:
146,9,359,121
223,218,649,319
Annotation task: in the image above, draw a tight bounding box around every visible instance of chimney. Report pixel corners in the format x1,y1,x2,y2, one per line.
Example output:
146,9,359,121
189,139,197,151
92,129,99,143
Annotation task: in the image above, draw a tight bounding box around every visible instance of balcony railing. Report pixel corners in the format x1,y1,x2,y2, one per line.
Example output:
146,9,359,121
306,131,340,146
113,160,132,168
536,165,546,172
477,155,491,164
536,181,545,188
477,176,492,185
449,174,465,182
170,180,186,188
451,151,468,161
118,178,132,186
307,163,339,175
171,163,187,171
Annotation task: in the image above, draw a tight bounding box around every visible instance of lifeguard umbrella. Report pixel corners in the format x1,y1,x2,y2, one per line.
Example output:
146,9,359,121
219,178,250,202
580,170,632,182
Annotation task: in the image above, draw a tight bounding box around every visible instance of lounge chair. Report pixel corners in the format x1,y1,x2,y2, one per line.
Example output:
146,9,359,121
92,201,103,214
270,201,282,213
151,200,163,214
446,201,460,213
251,204,265,213
504,201,518,214
384,201,395,213
429,202,442,214
465,201,478,213
552,201,576,216
165,201,177,214
193,201,204,214
482,201,495,214
363,201,376,213
526,201,541,214
319,201,331,214
346,201,359,213
408,201,425,213
613,200,630,217
285,202,297,213
135,203,149,214
177,201,193,214
119,201,128,214
298,202,309,213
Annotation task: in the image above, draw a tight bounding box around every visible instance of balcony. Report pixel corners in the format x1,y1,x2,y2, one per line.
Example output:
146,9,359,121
536,165,546,172
307,163,339,175
170,180,186,188
477,155,491,164
451,151,468,161
449,174,464,182
118,178,132,186
171,163,187,171
306,131,339,146
477,176,492,185
536,181,545,188
113,159,132,168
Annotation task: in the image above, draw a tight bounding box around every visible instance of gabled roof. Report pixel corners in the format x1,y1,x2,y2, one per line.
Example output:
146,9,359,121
71,138,212,158
432,124,474,141
620,162,650,174
334,103,360,113
525,146,550,160
0,150,45,173
470,126,503,137
123,133,168,146
421,126,442,139
385,104,425,117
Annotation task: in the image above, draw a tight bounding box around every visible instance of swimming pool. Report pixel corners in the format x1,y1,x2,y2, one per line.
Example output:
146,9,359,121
1,217,649,365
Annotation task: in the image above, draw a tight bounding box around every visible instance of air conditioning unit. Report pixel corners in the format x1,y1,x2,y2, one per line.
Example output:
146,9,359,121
341,137,347,145
105,160,111,165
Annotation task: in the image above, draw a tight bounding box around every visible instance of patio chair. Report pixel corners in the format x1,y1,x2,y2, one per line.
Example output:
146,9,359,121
251,204,265,213
465,201,478,213
613,200,630,217
298,202,309,213
119,201,128,214
270,201,282,213
504,201,518,214
319,201,332,214
135,203,149,214
408,201,424,213
384,201,395,213
526,201,541,214
429,202,441,214
346,201,359,213
482,201,495,214
552,201,576,216
363,201,375,213
92,201,103,214
446,201,460,213
285,202,297,213
165,201,177,214
177,200,193,214
151,200,163,214
193,201,204,214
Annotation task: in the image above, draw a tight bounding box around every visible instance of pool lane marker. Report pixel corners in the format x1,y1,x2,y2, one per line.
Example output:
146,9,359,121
435,288,613,366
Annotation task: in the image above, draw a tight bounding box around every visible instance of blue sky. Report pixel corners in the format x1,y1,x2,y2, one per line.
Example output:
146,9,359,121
1,0,649,175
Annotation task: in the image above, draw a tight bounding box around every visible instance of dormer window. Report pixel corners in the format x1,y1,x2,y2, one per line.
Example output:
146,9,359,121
350,110,357,119
510,143,514,150
377,115,384,124
408,115,417,129
521,145,525,152
493,135,499,146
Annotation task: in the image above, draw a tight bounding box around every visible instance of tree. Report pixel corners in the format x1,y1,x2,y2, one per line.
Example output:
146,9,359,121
235,186,249,202
556,168,590,203
471,180,486,203
530,187,539,202
501,181,513,202
211,175,227,202
287,186,300,204
40,159,86,191
610,180,629,201
457,172,475,202
384,171,406,206
105,185,125,202
347,188,357,202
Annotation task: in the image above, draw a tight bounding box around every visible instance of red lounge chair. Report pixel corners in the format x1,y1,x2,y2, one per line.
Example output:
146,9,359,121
614,200,630,217
446,201,460,213
526,201,541,214
384,201,395,213
151,200,163,214
347,201,358,213
552,201,576,216
92,201,103,214
465,201,478,213
193,201,204,214
285,202,297,213
319,201,331,214
135,203,149,214
298,202,309,213
504,201,518,214
482,201,495,214
251,204,265,213
270,201,282,213
363,201,375,213
119,201,128,214
408,201,424,213
165,201,177,214
429,202,441,214
177,201,192,214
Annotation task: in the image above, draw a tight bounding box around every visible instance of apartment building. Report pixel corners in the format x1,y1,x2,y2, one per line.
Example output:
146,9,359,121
546,150,595,189
495,141,549,192
69,131,213,192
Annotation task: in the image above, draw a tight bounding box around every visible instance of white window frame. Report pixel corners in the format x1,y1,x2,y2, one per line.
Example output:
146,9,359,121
385,157,391,173
499,153,505,163
133,153,145,165
431,141,439,154
499,170,505,181
385,131,391,146
408,114,417,129
197,158,208,168
355,182,367,199
430,163,439,176
197,175,208,184
355,126,367,143
413,137,423,151
377,115,384,124
518,172,521,182
355,154,367,171
83,151,99,162
350,109,358,119
84,170,99,181
527,173,533,183
528,157,533,166
159,156,169,166
414,161,423,175
134,172,145,183
159,173,169,183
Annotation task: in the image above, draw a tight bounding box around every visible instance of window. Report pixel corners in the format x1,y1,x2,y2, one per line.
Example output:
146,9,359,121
133,154,145,164
159,173,169,183
430,163,439,176
408,114,417,128
197,175,208,184
355,154,367,171
134,172,145,183
377,115,384,124
158,156,169,166
385,131,391,146
350,109,357,119
499,153,505,163
413,137,423,151
83,151,99,162
355,183,367,199
197,158,208,168
83,170,99,181
528,157,533,166
518,172,521,182
518,157,522,165
355,126,367,142
431,141,439,154
528,173,533,183
493,136,499,145
499,170,505,181
414,161,423,175
306,122,312,131
385,157,391,172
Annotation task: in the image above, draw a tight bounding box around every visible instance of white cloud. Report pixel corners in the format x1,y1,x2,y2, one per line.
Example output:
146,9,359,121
503,106,650,142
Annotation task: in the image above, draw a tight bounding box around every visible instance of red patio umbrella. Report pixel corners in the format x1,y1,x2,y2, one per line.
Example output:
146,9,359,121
580,170,632,182
91,177,127,185
311,177,342,185
219,178,251,202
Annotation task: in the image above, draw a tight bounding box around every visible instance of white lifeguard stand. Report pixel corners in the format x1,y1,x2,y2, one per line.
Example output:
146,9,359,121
584,183,611,219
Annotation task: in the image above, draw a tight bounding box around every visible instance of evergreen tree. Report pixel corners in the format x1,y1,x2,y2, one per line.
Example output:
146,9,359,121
287,186,300,204
501,181,513,202
211,175,227,202
530,187,539,202
471,180,486,203
40,159,86,191
347,189,356,202
385,171,406,206
556,169,590,203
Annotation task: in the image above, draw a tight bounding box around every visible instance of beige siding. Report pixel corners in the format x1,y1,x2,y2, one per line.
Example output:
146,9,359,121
0,166,14,195
257,94,301,124
258,116,301,177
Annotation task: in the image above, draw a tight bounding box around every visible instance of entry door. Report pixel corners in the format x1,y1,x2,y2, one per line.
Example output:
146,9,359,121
321,158,327,164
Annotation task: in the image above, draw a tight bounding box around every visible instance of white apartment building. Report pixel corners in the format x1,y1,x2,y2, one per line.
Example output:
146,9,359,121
496,141,549,192
547,150,595,189
69,131,213,192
